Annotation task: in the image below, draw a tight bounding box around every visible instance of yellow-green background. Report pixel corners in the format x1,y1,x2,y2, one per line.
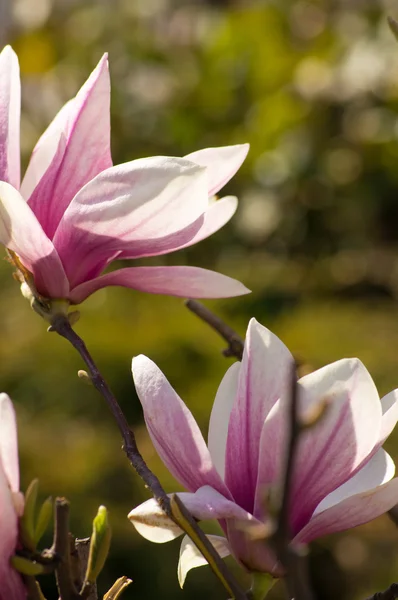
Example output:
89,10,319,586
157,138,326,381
3,0,398,597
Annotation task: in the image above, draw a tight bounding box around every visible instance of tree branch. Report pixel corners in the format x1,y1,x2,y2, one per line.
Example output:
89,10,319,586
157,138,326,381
185,299,244,360
366,583,398,600
272,363,314,600
50,314,248,600
53,498,80,600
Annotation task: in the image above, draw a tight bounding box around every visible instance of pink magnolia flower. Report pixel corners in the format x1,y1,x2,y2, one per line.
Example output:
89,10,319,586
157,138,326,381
0,394,26,599
0,46,249,307
129,318,398,585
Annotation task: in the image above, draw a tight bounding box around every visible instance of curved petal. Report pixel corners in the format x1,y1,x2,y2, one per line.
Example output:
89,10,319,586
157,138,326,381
295,476,398,545
0,182,69,298
208,362,240,479
0,46,20,189
379,389,398,446
225,319,294,513
185,144,249,197
178,534,231,588
0,464,23,600
69,266,250,304
132,356,229,496
117,196,238,260
27,54,112,238
290,359,382,534
314,449,395,516
21,101,72,200
53,157,209,287
0,395,19,492
179,486,256,523
128,497,184,543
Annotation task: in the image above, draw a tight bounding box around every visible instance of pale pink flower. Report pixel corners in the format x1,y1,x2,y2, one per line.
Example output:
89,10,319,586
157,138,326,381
129,318,398,585
0,46,249,305
0,394,26,599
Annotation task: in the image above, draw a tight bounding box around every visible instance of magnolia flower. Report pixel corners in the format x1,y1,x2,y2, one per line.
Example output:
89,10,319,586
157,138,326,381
129,318,398,585
0,394,26,599
0,46,249,308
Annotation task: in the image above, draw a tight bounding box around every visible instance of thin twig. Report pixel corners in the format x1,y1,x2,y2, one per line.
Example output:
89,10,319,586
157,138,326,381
51,314,170,510
185,299,244,360
273,363,314,600
50,314,248,600
366,583,398,600
53,498,80,600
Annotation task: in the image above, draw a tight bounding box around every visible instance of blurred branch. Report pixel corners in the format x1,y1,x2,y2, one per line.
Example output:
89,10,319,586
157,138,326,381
0,0,11,46
74,538,97,600
366,583,398,600
52,498,80,600
272,363,314,600
50,314,248,600
185,299,244,359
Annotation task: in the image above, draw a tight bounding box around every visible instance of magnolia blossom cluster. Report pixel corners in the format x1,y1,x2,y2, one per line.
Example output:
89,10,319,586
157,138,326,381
0,46,249,308
1,43,398,599
129,319,398,584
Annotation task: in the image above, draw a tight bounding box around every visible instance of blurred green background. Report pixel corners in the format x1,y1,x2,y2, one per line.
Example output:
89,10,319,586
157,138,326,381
2,0,398,598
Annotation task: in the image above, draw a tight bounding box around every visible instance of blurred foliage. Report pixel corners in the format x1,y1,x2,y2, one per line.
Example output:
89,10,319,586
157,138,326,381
2,0,398,598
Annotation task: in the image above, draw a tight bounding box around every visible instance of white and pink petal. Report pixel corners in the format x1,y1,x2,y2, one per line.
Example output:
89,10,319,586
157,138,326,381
178,534,231,587
69,266,250,305
132,356,230,496
0,182,69,298
0,46,20,190
53,157,209,288
295,476,398,545
27,54,112,238
225,319,293,512
0,394,19,493
290,358,382,534
185,144,249,197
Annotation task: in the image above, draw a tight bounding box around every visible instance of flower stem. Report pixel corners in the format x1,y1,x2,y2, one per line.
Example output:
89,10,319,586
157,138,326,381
50,314,248,600
185,299,244,359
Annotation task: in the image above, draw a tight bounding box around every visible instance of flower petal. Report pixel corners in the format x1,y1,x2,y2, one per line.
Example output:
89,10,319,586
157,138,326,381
132,356,229,495
290,358,382,534
21,101,71,201
0,182,69,298
185,144,249,197
0,395,19,493
69,266,250,304
379,389,398,446
178,534,231,588
53,157,209,287
179,486,256,523
0,46,20,189
0,463,24,600
208,362,240,479
117,196,238,260
128,498,184,543
295,476,398,545
27,54,112,238
225,319,294,513
314,449,395,516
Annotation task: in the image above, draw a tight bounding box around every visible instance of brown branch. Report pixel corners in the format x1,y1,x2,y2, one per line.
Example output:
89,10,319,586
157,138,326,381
366,583,398,600
185,299,244,360
272,363,314,600
53,498,80,600
50,314,248,600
